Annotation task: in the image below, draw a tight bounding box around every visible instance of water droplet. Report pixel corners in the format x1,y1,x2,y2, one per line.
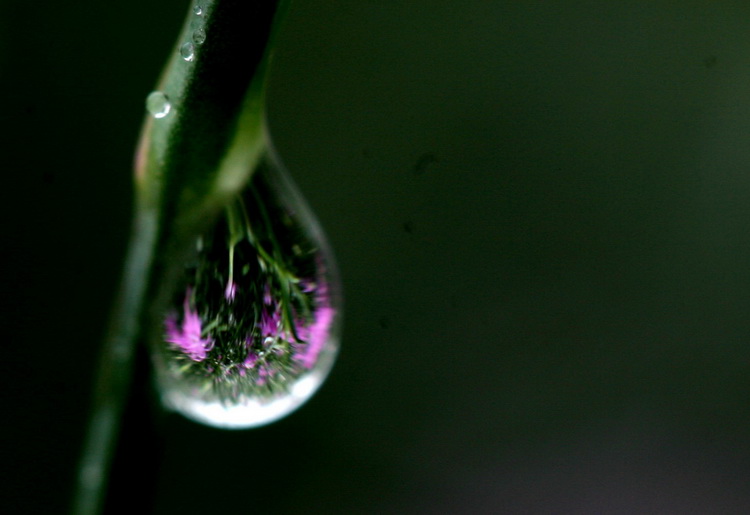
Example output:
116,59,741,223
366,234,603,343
192,28,206,45
150,154,342,428
193,4,203,15
146,91,171,119
180,42,195,62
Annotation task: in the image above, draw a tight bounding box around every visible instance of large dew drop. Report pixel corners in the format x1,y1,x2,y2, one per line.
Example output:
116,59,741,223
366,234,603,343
150,153,341,428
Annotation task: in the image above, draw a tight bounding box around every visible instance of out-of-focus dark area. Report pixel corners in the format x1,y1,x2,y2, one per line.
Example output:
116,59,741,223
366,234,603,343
3,1,750,513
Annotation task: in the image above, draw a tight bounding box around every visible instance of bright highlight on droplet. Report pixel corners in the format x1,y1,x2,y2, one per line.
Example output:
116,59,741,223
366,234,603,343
192,28,206,45
146,91,171,119
150,154,342,429
161,368,331,429
180,42,195,62
193,4,203,15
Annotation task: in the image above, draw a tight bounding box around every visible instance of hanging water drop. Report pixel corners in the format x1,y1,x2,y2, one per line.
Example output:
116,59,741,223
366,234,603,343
150,153,342,429
180,42,195,62
146,91,171,119
192,28,206,45
193,4,203,16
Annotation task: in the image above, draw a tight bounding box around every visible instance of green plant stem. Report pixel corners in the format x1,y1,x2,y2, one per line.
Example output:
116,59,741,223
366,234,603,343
70,1,294,512
71,206,158,515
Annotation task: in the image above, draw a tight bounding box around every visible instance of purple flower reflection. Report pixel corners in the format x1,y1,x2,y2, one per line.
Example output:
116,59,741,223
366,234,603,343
294,306,334,369
224,280,237,302
259,304,281,337
165,291,214,361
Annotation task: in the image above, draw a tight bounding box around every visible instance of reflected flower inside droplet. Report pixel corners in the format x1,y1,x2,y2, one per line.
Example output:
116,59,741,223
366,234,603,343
165,291,214,361
151,156,341,429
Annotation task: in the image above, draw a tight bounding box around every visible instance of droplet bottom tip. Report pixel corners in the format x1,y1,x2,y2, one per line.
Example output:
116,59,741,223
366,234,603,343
162,369,330,429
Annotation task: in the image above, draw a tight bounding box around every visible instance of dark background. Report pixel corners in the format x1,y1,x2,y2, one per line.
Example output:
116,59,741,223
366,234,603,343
4,1,750,513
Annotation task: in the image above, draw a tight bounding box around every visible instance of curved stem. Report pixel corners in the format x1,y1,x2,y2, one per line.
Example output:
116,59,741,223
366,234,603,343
71,1,295,512
70,207,158,515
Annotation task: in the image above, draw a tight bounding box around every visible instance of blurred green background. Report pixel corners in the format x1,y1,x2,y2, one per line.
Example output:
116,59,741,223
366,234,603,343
4,0,750,513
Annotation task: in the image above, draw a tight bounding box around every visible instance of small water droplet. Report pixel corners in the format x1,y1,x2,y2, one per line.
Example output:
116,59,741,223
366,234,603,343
151,155,341,428
193,4,203,15
180,42,195,61
146,91,171,119
192,28,206,45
